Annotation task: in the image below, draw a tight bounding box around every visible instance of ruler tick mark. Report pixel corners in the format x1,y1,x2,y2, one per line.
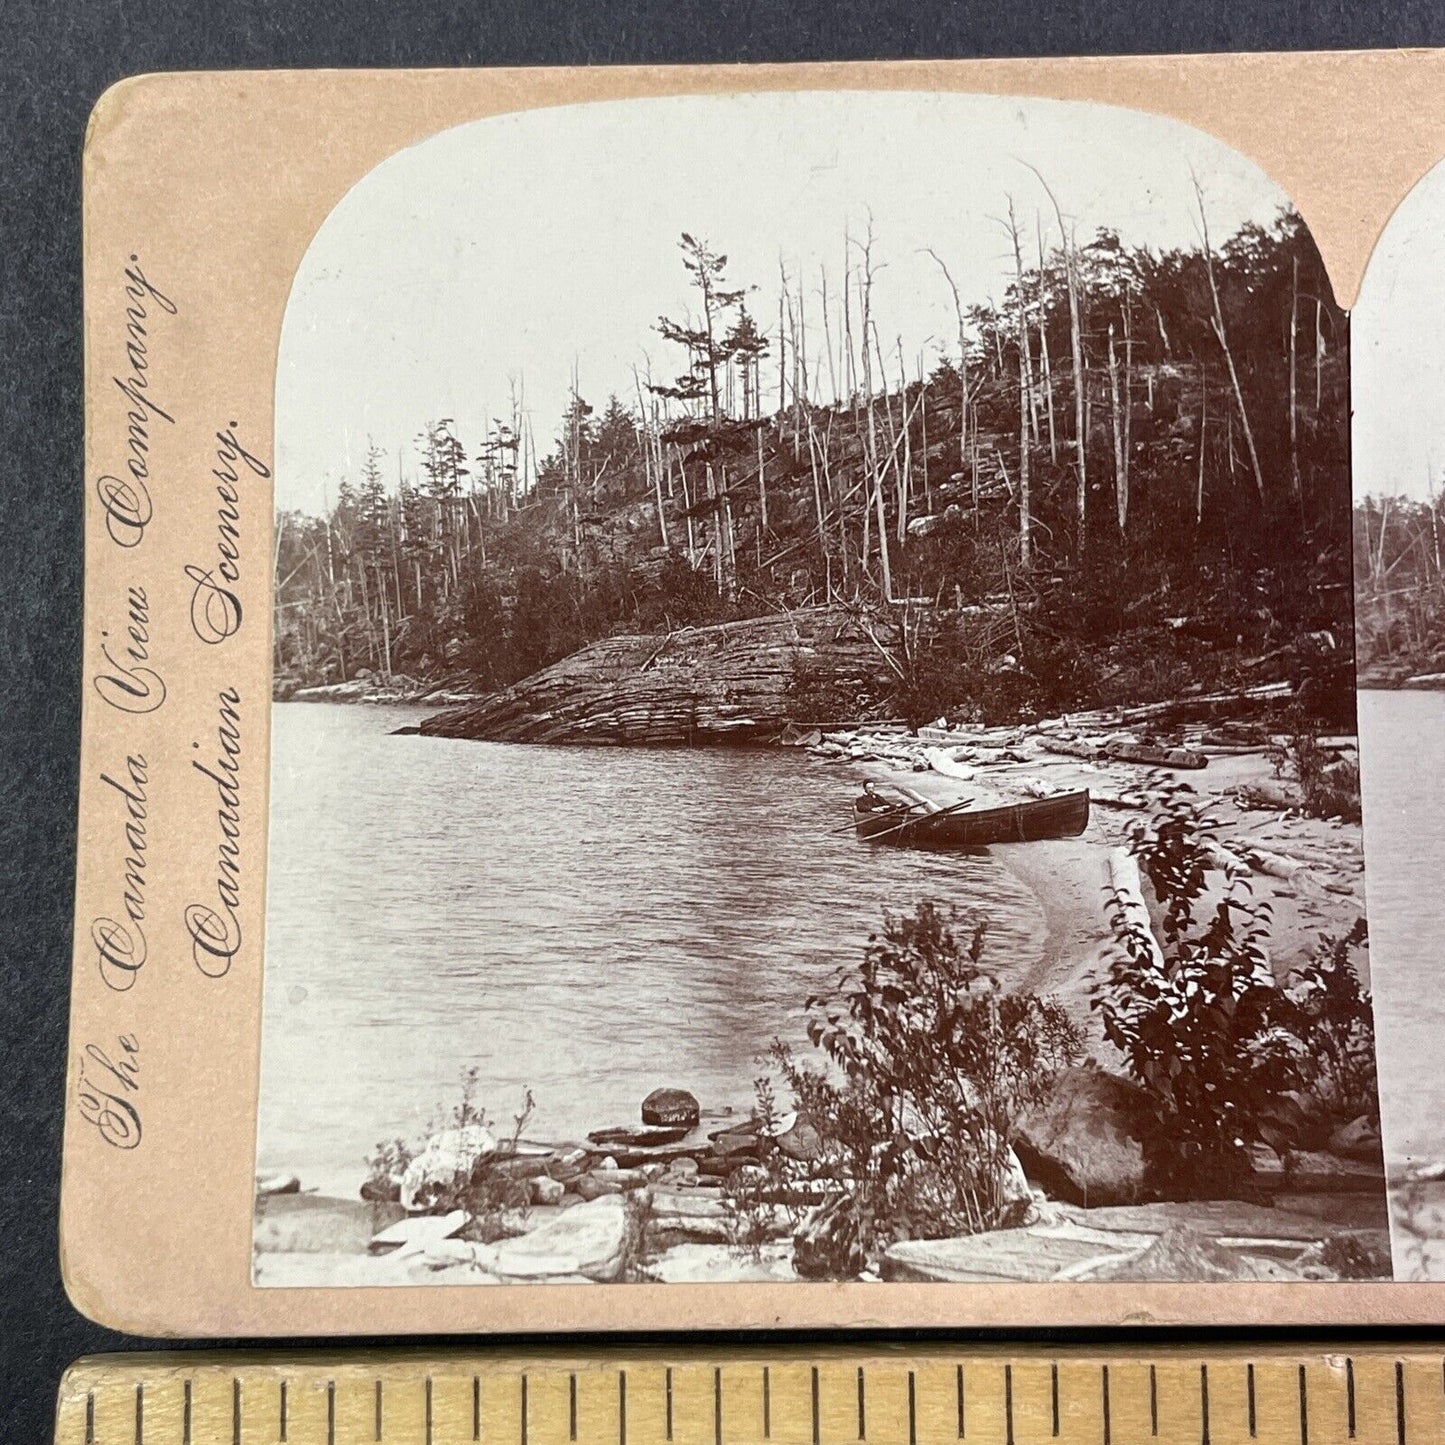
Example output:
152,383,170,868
85,1391,94,1445
1052,1363,1060,1437
1347,1359,1356,1437
521,1374,529,1445
474,1376,482,1442
1298,1366,1309,1445
327,1383,336,1445
135,1383,144,1445
763,1368,771,1440
1396,1361,1407,1445
1201,1364,1211,1445
1102,1365,1112,1445
426,1377,434,1445
909,1372,918,1445
183,1380,192,1445
569,1375,577,1443
812,1367,821,1445
375,1378,384,1441
618,1370,627,1445
280,1380,289,1442
233,1378,241,1445
957,1364,966,1438
1149,1366,1158,1437
715,1367,724,1445
665,1368,673,1441
857,1365,866,1440
1005,1366,1015,1445
1247,1365,1256,1439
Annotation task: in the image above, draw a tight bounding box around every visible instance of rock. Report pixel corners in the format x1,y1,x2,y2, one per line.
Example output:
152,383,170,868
596,1155,619,1172
793,1193,864,1281
650,1189,733,1242
883,1226,1122,1283
1014,1068,1149,1207
490,1194,629,1282
488,1151,554,1180
549,1147,590,1181
647,1242,797,1283
530,1175,566,1207
642,1088,700,1129
594,1140,707,1170
369,1209,469,1256
424,1195,629,1282
573,1173,625,1201
589,1124,689,1148
359,1173,402,1204
709,1117,760,1142
997,1148,1035,1228
1065,1227,1302,1282
1328,1115,1383,1163
773,1116,824,1162
1253,1149,1385,1194
254,1194,407,1255
710,1132,762,1162
400,1125,498,1212
256,1173,302,1197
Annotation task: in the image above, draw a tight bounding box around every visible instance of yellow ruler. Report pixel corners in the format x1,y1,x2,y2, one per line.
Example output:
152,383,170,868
54,1345,1445,1445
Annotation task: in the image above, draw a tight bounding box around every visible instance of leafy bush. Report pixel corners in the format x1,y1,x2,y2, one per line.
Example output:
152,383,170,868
727,902,1080,1273
1093,784,1378,1197
1271,728,1362,823
1280,919,1376,1123
1093,784,1310,1195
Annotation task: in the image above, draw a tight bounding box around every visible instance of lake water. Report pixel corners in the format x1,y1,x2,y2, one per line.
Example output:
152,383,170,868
256,703,1046,1195
1359,688,1445,1175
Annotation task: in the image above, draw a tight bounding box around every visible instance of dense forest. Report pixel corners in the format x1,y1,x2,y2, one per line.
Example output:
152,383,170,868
275,199,1353,725
1355,494,1445,683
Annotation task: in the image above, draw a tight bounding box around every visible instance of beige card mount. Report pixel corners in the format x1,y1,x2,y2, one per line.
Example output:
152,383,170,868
66,53,1445,1335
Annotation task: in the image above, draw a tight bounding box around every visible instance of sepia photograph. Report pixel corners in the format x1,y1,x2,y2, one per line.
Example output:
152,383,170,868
1352,152,1445,1279
252,90,1387,1287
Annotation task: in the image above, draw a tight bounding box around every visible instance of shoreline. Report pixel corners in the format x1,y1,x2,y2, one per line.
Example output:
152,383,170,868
256,708,1382,1284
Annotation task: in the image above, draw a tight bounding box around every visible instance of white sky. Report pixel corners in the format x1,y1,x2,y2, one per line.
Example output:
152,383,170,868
1354,160,1445,502
276,90,1294,516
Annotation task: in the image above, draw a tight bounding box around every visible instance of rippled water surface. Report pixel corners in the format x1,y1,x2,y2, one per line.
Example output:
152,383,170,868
1360,689,1445,1171
256,703,1046,1194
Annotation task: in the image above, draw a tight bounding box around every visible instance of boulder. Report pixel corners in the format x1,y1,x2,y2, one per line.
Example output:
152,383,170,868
711,1133,763,1162
424,1194,629,1282
369,1209,469,1257
400,1125,498,1212
256,1172,301,1197
650,1188,732,1242
360,1173,402,1204
793,1193,864,1280
1014,1068,1149,1207
1328,1115,1383,1163
642,1088,700,1129
573,1173,625,1201
549,1147,590,1181
530,1175,566,1207
772,1116,824,1162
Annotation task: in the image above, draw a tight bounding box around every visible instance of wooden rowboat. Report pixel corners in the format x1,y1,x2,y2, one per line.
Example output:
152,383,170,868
855,787,1090,847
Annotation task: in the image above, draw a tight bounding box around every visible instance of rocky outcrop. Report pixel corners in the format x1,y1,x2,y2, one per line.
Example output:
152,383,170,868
417,606,897,745
1013,1067,1150,1207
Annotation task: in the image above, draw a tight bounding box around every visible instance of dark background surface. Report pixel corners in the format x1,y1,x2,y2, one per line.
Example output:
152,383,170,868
5,3,1445,1441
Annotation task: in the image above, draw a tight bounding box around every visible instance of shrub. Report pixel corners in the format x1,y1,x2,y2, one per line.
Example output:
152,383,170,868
728,902,1080,1274
1092,784,1376,1197
1270,727,1362,823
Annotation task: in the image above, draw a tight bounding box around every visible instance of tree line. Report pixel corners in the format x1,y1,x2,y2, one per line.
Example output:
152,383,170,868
276,195,1351,720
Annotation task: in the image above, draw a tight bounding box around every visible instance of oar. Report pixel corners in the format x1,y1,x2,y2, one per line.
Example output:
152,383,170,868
858,794,976,845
